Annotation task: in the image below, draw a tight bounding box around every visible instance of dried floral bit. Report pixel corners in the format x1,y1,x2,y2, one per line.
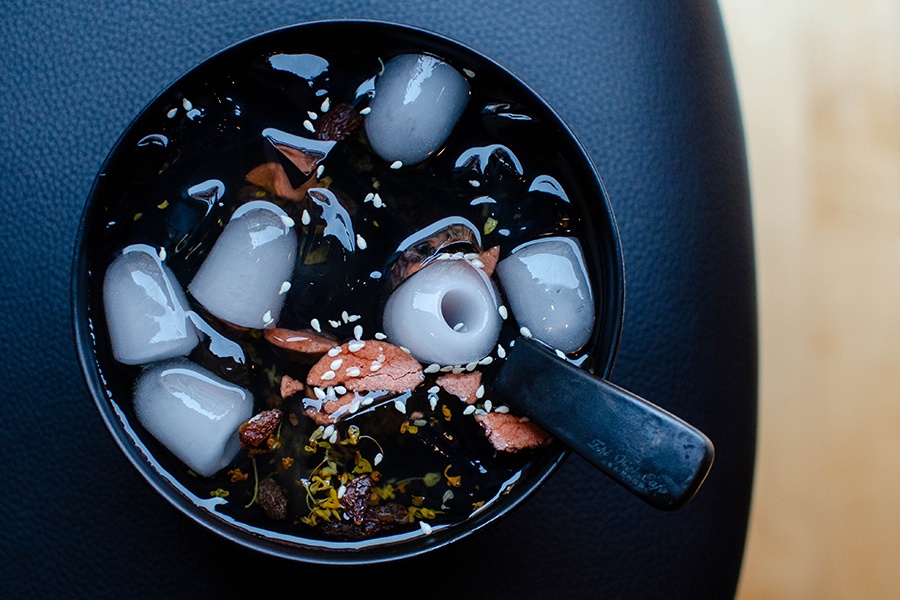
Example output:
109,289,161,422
238,409,284,448
281,457,295,470
210,489,229,498
443,464,461,487
474,412,553,452
228,468,249,483
423,472,442,487
316,102,365,141
258,477,288,521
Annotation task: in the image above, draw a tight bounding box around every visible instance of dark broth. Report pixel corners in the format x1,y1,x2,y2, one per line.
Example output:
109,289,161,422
84,28,611,550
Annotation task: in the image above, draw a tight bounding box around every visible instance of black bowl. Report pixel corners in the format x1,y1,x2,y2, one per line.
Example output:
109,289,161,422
72,19,625,564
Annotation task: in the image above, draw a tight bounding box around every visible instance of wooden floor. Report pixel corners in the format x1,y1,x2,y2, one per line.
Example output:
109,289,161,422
718,1,900,598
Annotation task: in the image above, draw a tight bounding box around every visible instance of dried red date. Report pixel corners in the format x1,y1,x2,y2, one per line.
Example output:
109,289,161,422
341,475,374,525
257,477,288,521
320,502,410,540
238,409,283,448
316,103,364,141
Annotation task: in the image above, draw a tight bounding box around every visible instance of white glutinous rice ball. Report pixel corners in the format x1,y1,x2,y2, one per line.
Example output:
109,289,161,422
103,244,199,365
383,258,502,366
189,201,297,329
496,237,595,353
364,53,470,166
134,358,253,477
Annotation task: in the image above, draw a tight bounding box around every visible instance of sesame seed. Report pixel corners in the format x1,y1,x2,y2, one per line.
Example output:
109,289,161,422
497,344,506,358
374,452,383,465
520,326,533,338
452,366,465,374
347,314,361,322
329,319,341,328
479,356,493,365
349,398,361,413
370,271,382,279
360,106,372,115
476,385,485,399
484,399,493,412
341,310,350,323
424,363,440,374
440,366,453,372
182,98,193,110
373,194,383,208
314,387,326,400
330,358,343,370
321,370,336,380
346,367,361,377
400,346,411,354
321,98,330,112
262,310,273,324
419,521,433,535
369,362,382,371
465,361,478,372
348,339,366,352
362,396,375,406
356,234,367,249
323,424,334,438
453,322,465,331
280,215,295,228
555,349,567,359
303,120,315,132
469,180,481,187
429,396,438,410
280,281,291,294
374,332,387,340
364,192,375,202
428,386,440,394
471,259,485,269
463,68,475,78
390,160,403,169
337,484,346,498
329,430,339,443
166,108,178,119
463,405,476,415
307,111,318,120
394,400,406,413
316,164,325,177
495,405,510,413
328,346,342,357
499,305,508,320
158,247,166,261
353,325,363,340
301,209,311,225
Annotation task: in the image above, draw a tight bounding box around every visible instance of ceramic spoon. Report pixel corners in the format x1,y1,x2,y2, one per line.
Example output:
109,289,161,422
492,336,715,510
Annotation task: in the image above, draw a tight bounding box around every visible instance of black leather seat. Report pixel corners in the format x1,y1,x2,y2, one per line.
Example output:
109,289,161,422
0,1,756,597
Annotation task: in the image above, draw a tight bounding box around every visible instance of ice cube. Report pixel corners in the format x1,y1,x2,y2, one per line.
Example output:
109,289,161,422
189,201,297,329
495,237,595,353
383,259,502,366
103,244,199,365
364,54,470,166
133,358,253,477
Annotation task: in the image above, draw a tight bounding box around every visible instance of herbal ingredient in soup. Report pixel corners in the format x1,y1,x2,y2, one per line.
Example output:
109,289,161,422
97,49,596,545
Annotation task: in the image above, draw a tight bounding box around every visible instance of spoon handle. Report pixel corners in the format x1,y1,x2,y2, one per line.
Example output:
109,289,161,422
492,337,714,510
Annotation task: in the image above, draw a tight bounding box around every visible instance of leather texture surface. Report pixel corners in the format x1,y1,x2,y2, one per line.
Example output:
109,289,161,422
0,1,757,598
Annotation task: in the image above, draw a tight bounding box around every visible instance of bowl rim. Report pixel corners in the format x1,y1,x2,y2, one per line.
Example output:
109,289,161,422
71,17,626,565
